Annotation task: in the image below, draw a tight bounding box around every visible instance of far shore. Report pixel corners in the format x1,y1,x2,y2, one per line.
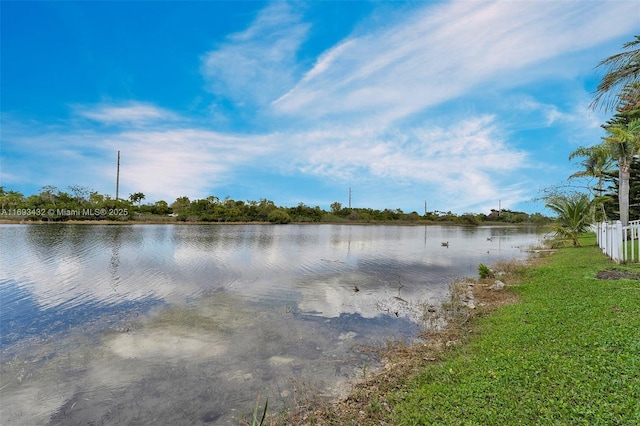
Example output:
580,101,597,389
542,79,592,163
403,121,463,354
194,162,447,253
0,218,543,227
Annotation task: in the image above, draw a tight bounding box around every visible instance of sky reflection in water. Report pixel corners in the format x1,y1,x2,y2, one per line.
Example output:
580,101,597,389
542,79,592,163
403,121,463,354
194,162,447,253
0,224,545,425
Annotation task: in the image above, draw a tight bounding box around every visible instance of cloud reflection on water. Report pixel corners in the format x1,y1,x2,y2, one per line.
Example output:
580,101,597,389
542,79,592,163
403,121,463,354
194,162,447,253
1,224,543,337
0,224,545,425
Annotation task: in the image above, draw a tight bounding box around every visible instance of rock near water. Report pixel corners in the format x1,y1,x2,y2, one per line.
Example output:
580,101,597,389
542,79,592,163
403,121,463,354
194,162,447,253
489,280,505,291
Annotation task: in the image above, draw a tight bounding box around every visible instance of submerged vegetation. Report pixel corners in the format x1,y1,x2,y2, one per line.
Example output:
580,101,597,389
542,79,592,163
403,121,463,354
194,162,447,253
0,186,551,225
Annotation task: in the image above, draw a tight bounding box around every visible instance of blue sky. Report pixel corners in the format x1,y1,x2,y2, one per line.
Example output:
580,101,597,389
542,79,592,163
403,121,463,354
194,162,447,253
1,1,638,214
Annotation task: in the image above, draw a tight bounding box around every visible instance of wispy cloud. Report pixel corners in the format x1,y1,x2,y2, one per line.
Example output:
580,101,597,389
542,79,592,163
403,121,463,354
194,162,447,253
201,2,310,107
76,102,179,125
4,103,525,211
273,0,638,124
258,114,528,211
2,108,273,202
3,1,637,213
102,128,271,201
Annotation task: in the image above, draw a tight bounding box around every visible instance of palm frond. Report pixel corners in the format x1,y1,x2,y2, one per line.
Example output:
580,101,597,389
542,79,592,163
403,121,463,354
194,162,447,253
591,35,640,111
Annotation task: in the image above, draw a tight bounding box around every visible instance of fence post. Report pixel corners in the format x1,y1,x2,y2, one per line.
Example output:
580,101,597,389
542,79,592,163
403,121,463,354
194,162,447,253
598,222,605,253
613,221,623,263
594,220,640,263
607,222,611,257
632,226,635,262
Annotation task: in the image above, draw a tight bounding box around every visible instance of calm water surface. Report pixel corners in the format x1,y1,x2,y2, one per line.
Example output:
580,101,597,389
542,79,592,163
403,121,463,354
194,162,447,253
0,224,546,425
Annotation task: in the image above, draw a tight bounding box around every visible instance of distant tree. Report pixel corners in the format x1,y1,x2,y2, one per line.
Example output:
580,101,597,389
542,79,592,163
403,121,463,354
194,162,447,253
171,196,191,215
268,209,291,224
129,192,146,206
380,208,399,220
330,202,342,214
89,191,105,205
406,211,421,222
153,200,170,215
288,203,323,222
190,199,215,219
206,195,220,205
530,212,552,225
0,187,24,210
39,186,59,205
347,209,360,221
460,213,481,225
68,185,92,204
251,199,276,221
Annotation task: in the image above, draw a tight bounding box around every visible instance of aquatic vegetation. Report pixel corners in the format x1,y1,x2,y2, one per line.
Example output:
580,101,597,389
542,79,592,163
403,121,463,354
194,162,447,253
477,263,494,279
249,396,268,426
147,307,224,333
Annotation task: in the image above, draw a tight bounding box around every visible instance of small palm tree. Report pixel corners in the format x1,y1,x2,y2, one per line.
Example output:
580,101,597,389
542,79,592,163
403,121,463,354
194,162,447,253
569,144,614,221
545,193,594,247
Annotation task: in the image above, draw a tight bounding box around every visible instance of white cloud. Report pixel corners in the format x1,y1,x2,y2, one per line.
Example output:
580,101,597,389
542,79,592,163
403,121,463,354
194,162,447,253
2,109,274,203
273,0,639,124
4,1,637,213
103,128,271,202
201,1,310,106
0,101,532,212
258,114,528,211
76,102,178,125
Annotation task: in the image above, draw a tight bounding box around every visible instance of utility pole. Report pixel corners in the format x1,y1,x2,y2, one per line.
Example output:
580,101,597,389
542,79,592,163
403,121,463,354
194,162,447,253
348,187,352,209
115,150,120,202
424,200,427,216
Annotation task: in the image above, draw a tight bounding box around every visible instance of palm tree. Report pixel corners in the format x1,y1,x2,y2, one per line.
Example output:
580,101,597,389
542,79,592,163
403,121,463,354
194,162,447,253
591,36,640,112
129,192,146,207
545,193,594,247
604,119,640,226
568,144,614,221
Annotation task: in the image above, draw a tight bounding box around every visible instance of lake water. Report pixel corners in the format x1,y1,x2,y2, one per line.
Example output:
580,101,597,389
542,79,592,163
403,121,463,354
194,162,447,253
0,223,546,425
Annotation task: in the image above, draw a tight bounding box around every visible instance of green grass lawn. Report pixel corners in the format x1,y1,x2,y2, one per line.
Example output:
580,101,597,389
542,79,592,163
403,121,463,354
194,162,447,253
390,235,640,425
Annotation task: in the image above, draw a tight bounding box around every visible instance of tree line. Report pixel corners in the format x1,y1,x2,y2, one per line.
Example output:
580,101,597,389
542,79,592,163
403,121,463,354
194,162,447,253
0,186,550,225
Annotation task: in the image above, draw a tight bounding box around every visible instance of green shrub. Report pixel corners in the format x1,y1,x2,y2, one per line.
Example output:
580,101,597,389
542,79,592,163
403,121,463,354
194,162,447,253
267,209,291,224
478,263,494,278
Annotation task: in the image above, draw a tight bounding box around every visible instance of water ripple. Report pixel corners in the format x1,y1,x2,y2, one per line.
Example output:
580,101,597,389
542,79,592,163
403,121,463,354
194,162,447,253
0,224,545,346
0,224,547,426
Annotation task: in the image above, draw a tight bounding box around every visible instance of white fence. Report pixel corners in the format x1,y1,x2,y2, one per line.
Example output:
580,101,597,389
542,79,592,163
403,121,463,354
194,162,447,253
592,220,640,263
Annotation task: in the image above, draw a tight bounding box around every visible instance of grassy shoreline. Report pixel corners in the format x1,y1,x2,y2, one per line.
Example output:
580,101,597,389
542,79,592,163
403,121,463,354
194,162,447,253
278,235,640,425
